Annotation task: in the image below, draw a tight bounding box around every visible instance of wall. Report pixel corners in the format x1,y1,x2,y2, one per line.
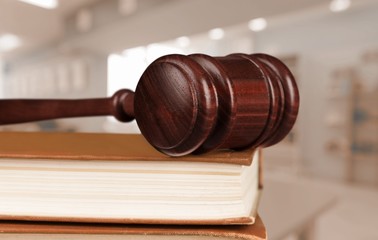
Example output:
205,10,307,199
62,0,330,54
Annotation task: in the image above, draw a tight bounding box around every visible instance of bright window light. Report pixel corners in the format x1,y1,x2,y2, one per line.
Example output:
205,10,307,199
107,54,131,122
18,0,58,9
122,46,146,60
208,28,225,40
175,36,191,48
146,44,183,63
0,34,22,52
329,0,351,12
107,52,144,97
248,18,267,32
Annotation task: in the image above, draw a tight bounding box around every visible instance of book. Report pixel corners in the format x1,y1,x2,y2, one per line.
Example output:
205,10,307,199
0,215,266,239
0,132,262,225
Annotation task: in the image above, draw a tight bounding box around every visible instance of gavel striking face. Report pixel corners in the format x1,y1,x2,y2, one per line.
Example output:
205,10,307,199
0,53,299,156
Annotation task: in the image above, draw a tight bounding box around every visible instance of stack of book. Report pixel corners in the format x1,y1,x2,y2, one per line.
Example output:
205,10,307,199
0,131,266,239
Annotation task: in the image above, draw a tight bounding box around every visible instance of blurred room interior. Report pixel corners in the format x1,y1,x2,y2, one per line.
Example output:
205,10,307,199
0,0,377,239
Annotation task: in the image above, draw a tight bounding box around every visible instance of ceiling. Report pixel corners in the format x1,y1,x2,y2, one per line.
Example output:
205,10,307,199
0,0,99,58
0,0,377,61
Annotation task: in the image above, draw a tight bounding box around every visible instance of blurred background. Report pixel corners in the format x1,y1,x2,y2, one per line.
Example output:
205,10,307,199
0,0,377,239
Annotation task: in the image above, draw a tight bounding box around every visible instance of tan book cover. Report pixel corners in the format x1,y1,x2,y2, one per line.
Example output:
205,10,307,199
0,131,255,165
0,131,262,225
0,215,266,240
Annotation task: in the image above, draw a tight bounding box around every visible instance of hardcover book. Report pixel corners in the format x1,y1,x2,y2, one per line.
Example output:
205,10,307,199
0,132,262,225
0,215,266,240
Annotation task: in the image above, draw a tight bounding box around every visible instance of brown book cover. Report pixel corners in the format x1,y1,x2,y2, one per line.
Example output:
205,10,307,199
0,131,255,165
0,215,266,240
0,131,262,225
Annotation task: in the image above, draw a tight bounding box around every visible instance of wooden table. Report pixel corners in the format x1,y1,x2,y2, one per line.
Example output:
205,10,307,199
259,179,337,240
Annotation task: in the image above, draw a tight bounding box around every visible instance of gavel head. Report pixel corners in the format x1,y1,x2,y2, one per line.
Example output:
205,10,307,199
133,53,299,156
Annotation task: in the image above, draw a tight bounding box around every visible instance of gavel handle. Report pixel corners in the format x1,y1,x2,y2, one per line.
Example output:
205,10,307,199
0,90,135,125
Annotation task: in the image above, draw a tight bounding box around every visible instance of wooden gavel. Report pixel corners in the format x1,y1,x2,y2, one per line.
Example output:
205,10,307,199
0,53,299,156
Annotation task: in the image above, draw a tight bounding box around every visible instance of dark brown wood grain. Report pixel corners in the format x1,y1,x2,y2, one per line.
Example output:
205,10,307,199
0,53,299,157
0,89,135,124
